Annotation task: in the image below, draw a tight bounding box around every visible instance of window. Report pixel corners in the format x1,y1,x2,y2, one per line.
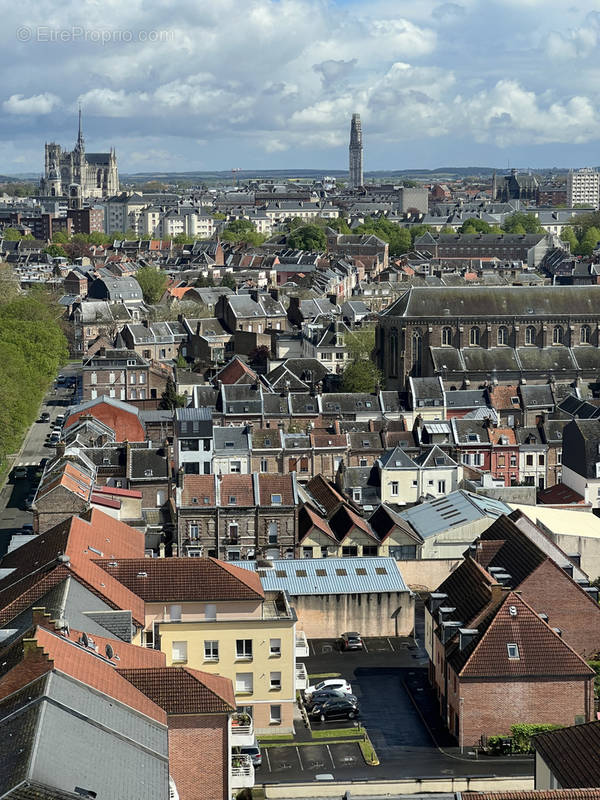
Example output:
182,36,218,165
270,704,281,724
525,325,536,345
169,604,182,621
189,524,199,540
270,671,282,690
270,638,281,656
497,326,508,346
363,545,378,556
498,455,505,467
300,457,309,473
437,480,446,494
526,454,534,466
539,454,545,466
205,603,216,620
260,458,268,473
469,326,480,346
130,373,136,384
172,641,187,663
507,643,520,660
180,439,200,451
557,449,562,465
236,639,253,659
442,327,452,346
342,546,358,557
231,460,241,473
204,640,219,661
268,521,278,545
510,454,517,467
390,481,399,496
553,325,563,345
228,523,239,544
235,672,253,693
271,494,282,505
581,325,591,344
352,489,361,502
302,547,313,558
390,544,417,560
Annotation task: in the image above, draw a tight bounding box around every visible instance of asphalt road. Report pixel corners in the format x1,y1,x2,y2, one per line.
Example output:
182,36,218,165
0,365,80,557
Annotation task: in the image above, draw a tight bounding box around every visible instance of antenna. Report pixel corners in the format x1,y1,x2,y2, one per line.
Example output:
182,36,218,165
105,643,114,660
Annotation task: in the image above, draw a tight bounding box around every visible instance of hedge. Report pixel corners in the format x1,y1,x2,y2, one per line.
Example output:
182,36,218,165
487,723,563,754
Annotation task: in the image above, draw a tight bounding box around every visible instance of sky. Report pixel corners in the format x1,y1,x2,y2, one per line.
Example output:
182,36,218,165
1,0,600,174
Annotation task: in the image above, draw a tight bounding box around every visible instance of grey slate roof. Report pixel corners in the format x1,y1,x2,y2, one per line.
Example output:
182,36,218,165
399,490,511,539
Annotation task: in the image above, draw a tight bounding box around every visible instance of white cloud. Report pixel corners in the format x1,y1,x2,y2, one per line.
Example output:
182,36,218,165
3,93,60,115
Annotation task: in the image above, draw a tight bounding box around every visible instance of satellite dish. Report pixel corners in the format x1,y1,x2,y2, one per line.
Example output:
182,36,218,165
81,632,89,648
105,643,114,660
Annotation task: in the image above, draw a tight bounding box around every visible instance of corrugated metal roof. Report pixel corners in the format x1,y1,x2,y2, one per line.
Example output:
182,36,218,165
236,557,409,596
399,490,511,539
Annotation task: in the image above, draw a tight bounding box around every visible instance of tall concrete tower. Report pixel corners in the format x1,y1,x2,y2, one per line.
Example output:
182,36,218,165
349,113,363,189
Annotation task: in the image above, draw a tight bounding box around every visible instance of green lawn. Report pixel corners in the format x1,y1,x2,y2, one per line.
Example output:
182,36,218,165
359,733,380,766
307,672,341,680
311,725,364,739
257,733,294,743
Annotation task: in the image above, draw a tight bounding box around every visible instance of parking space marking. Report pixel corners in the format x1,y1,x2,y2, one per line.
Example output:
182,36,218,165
296,746,303,770
362,639,369,653
264,747,272,773
326,744,335,770
387,637,394,652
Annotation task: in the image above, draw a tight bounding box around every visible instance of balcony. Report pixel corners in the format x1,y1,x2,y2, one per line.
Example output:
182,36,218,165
231,713,254,746
295,630,309,658
295,661,308,691
231,754,254,788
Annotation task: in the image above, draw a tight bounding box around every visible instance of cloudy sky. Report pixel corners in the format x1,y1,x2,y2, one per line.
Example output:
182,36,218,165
1,0,599,174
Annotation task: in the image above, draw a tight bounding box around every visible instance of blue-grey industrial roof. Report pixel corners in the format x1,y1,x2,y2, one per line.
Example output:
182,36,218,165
237,557,409,595
399,490,511,539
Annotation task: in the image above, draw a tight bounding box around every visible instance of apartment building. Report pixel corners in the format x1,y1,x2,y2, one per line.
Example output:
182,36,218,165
567,168,600,210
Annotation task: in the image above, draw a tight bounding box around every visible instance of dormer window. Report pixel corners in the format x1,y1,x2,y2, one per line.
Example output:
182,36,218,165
225,441,235,448
192,497,198,504
264,438,271,446
229,496,237,504
271,494,282,505
144,469,153,477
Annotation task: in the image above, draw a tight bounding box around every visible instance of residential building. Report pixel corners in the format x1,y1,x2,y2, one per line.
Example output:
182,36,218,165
562,419,600,509
377,445,462,505
567,168,600,210
175,407,214,475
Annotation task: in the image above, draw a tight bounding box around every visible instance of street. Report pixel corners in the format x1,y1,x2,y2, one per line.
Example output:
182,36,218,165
0,365,80,557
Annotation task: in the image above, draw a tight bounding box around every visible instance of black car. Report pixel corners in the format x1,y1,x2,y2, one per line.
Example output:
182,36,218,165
309,696,359,722
40,412,50,423
305,689,358,709
341,631,363,651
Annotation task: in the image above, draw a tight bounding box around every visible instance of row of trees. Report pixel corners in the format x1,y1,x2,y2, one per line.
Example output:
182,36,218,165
0,288,68,473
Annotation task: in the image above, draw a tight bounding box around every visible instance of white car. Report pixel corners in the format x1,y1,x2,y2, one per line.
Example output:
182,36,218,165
304,678,352,697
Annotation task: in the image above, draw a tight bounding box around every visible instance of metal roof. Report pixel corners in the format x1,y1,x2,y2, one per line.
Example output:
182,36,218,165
399,490,511,539
237,557,409,596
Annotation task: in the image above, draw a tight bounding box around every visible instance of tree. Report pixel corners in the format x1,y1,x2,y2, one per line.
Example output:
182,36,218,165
345,326,375,360
52,231,69,244
175,353,188,369
2,228,22,240
575,226,600,256
173,233,194,244
221,219,266,246
136,266,168,305
340,360,382,394
221,273,237,290
459,219,492,234
287,224,327,251
502,213,544,234
560,227,578,252
159,376,186,409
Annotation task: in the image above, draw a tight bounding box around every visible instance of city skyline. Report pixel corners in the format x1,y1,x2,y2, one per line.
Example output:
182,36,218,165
1,1,600,173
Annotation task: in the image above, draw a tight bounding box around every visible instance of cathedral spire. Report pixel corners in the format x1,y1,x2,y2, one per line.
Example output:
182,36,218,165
76,104,84,152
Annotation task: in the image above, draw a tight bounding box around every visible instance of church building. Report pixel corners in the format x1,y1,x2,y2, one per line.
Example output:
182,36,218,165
40,109,119,198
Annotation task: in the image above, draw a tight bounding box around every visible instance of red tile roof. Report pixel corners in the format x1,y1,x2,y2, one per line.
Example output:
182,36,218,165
537,483,587,506
95,557,264,603
488,384,520,410
214,357,258,385
257,474,295,506
91,493,121,509
219,474,255,506
305,475,345,517
469,792,600,800
95,486,143,499
310,433,347,449
65,400,145,442
300,505,337,543
118,666,235,714
34,626,166,723
63,625,166,668
454,592,593,679
181,475,216,507
488,427,517,446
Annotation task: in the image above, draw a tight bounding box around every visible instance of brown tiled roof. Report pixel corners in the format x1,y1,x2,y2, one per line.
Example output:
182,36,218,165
257,474,295,506
488,384,520,410
118,666,235,714
63,626,166,668
488,426,517,445
181,475,216,507
214,357,257,385
34,626,166,723
306,474,345,517
533,721,600,789
299,505,337,543
219,474,254,506
251,428,282,448
479,514,547,587
95,556,264,603
538,483,587,506
469,791,600,800
474,539,505,568
453,592,593,678
310,433,347,449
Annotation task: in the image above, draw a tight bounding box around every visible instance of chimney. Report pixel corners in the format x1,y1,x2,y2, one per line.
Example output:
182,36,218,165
159,542,166,558
177,467,184,489
440,620,463,644
567,553,581,569
56,441,66,459
429,592,448,612
250,289,259,303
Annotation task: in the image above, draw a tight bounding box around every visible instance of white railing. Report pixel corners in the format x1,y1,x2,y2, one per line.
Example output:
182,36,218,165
295,661,308,691
231,754,254,788
295,630,309,658
230,713,254,745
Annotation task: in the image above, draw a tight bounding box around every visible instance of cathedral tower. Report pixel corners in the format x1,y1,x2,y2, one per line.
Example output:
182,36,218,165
349,113,363,189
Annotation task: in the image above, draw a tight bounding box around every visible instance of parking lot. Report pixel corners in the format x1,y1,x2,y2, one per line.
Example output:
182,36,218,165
262,741,363,780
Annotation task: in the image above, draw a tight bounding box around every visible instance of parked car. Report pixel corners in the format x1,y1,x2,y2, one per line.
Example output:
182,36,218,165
40,412,50,423
305,689,358,709
309,696,360,723
55,414,65,426
13,466,28,480
341,632,363,651
238,744,261,768
305,678,352,698
57,374,65,383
